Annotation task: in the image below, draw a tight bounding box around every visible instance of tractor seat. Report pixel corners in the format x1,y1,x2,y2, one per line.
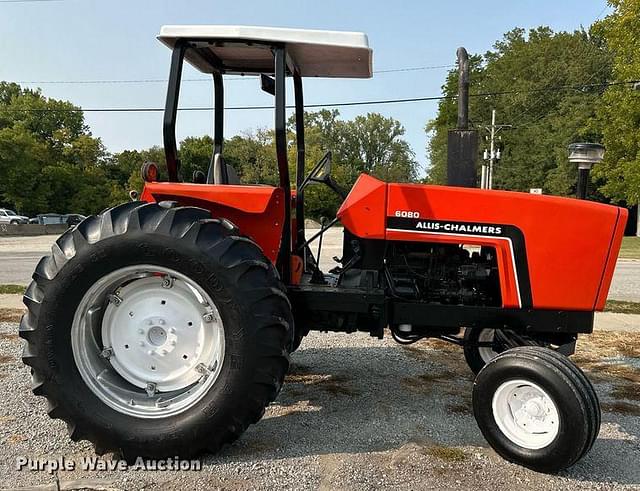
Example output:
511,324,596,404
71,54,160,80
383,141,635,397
210,153,240,185
226,163,240,184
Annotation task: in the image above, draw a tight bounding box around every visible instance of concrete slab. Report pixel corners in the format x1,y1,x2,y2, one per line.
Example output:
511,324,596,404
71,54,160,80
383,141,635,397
0,294,24,310
594,312,640,332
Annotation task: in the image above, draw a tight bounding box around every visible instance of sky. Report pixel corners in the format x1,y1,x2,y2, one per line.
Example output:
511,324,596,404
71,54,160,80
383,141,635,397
0,0,610,172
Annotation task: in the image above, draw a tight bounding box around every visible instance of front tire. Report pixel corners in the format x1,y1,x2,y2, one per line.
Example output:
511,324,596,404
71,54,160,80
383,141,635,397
20,202,292,459
472,346,600,473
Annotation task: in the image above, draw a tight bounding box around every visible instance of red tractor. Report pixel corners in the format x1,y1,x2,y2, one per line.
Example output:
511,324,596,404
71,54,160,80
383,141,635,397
20,26,627,473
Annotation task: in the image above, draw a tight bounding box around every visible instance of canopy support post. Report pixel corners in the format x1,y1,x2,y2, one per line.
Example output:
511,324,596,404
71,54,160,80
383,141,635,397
274,47,291,284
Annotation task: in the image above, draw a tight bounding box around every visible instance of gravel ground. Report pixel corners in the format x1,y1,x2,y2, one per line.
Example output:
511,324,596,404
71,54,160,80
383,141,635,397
0,321,639,490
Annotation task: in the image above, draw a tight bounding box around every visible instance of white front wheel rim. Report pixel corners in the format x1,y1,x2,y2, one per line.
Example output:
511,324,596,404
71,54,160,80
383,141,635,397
491,379,560,450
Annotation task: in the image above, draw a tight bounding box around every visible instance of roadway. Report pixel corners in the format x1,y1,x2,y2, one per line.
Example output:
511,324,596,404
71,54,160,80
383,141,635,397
1,232,638,302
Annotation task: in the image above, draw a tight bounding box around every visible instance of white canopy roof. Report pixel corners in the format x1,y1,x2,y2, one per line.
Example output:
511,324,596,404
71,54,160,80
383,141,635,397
158,25,372,78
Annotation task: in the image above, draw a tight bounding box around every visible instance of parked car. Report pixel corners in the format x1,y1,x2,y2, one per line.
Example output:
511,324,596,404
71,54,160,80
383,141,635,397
29,213,86,227
29,213,64,225
0,208,29,224
62,214,86,226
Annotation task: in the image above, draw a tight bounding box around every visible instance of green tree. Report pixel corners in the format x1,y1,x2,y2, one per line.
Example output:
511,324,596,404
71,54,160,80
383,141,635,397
0,82,116,215
224,131,278,185
340,113,417,183
0,78,418,220
110,146,167,201
425,54,484,185
0,125,50,213
179,135,214,180
426,27,611,197
592,0,640,204
288,112,345,219
0,83,86,145
289,110,417,218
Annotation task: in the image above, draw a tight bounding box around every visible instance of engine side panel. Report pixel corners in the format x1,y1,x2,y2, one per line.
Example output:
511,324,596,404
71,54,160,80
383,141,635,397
336,174,387,239
385,183,626,311
141,182,285,263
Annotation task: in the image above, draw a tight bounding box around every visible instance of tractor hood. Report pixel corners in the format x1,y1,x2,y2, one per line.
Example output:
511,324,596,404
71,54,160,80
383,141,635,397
338,174,627,312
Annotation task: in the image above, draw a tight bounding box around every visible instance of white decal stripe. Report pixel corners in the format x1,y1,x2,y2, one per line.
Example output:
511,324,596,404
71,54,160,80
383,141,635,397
386,228,522,308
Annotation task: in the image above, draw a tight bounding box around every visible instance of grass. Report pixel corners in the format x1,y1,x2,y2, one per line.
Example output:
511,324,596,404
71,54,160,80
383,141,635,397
605,300,640,315
610,383,640,401
401,369,459,395
6,434,26,444
619,236,640,260
447,403,471,414
575,331,640,364
423,445,467,463
285,368,359,397
601,401,640,416
0,285,25,295
0,309,23,322
573,331,640,411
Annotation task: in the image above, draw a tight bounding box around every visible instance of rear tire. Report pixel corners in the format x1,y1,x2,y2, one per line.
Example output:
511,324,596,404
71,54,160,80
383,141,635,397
463,328,545,375
19,202,293,459
290,331,305,352
472,346,600,473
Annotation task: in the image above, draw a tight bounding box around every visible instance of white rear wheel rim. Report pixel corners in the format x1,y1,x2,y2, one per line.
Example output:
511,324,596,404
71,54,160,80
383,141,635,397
478,328,498,363
491,379,560,450
72,265,225,419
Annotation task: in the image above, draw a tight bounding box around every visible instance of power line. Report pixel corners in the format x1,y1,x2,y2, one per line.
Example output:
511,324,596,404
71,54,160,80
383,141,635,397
13,64,455,85
593,4,610,21
2,95,452,112
375,64,454,73
16,76,249,85
0,0,62,3
510,44,615,131
2,80,636,113
507,6,614,127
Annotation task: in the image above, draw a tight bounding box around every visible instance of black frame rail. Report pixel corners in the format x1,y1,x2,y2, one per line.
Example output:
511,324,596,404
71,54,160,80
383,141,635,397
289,285,595,335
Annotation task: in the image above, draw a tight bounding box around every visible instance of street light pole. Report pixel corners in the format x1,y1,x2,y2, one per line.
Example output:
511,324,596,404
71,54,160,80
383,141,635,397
576,165,590,200
568,143,605,200
635,83,640,236
488,109,496,189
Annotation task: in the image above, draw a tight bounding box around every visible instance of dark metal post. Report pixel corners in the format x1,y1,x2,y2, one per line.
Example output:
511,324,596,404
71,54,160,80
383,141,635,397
456,47,469,130
163,40,188,182
447,47,478,188
576,168,589,200
293,72,306,251
274,47,291,284
206,71,227,184
568,143,604,201
213,72,224,155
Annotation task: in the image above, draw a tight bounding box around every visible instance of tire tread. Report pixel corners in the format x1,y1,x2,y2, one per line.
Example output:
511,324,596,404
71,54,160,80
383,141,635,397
19,201,292,459
474,346,600,472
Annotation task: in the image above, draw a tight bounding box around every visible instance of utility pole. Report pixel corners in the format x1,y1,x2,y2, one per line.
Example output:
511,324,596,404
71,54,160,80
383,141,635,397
481,109,511,189
635,83,640,236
